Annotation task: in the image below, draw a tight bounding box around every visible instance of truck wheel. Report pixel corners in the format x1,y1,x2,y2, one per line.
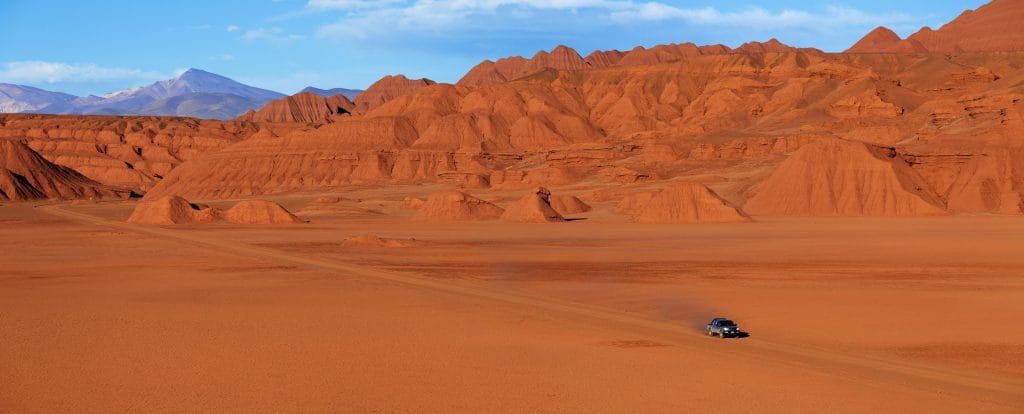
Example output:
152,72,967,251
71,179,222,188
707,329,713,336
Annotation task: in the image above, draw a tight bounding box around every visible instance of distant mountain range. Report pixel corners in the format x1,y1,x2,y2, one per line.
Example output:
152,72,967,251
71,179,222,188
0,69,363,120
299,86,362,101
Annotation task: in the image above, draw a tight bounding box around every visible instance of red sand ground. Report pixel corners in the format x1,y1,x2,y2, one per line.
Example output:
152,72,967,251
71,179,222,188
1,195,1021,412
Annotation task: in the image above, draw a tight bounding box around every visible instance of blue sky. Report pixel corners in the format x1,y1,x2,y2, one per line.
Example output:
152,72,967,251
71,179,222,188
0,0,987,96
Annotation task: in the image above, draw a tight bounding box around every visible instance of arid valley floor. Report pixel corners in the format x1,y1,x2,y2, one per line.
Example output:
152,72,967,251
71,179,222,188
2,188,1022,412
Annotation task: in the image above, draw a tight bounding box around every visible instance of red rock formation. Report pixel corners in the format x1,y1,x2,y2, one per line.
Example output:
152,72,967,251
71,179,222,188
0,114,256,193
458,45,588,87
127,195,208,224
616,43,704,66
618,182,749,223
734,39,805,54
414,190,504,221
826,90,904,118
500,187,565,223
0,139,125,201
236,92,354,123
354,75,436,113
222,200,303,224
846,27,928,53
461,40,819,87
906,0,1024,52
848,1,1024,53
548,194,591,215
128,196,302,225
583,50,625,67
141,47,1024,209
744,139,946,216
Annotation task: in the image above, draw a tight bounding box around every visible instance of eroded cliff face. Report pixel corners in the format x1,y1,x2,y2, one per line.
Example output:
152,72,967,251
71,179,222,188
0,114,261,192
4,37,1024,218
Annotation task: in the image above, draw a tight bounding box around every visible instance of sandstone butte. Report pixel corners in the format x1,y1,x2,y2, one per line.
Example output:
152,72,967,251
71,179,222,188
3,0,1024,221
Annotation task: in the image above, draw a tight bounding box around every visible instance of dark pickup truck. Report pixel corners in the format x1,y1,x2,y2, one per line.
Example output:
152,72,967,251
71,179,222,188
707,318,743,338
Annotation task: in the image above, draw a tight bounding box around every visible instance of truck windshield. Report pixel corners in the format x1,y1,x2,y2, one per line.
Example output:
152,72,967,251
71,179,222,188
719,320,736,326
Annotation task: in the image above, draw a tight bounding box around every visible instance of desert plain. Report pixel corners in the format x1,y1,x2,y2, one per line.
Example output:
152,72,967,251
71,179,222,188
2,187,1023,412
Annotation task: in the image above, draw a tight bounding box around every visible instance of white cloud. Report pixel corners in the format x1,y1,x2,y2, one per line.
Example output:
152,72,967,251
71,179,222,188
312,1,911,40
307,0,404,10
227,24,241,32
0,61,165,84
241,27,306,45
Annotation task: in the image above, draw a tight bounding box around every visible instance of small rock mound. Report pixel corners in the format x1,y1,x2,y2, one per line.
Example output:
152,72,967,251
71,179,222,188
402,197,425,209
414,190,504,221
129,197,304,225
222,200,303,224
127,195,207,225
548,194,591,215
341,235,418,248
619,183,749,223
500,187,565,223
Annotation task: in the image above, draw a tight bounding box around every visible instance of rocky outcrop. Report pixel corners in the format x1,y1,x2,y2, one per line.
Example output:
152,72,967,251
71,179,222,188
128,196,302,225
744,139,946,216
0,114,256,193
414,190,504,221
906,0,1024,52
458,45,588,87
500,187,565,223
617,182,749,223
459,41,820,87
354,75,436,113
548,194,591,215
127,195,211,224
0,139,126,201
222,200,303,224
236,92,354,123
846,27,928,53
847,1,1024,53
